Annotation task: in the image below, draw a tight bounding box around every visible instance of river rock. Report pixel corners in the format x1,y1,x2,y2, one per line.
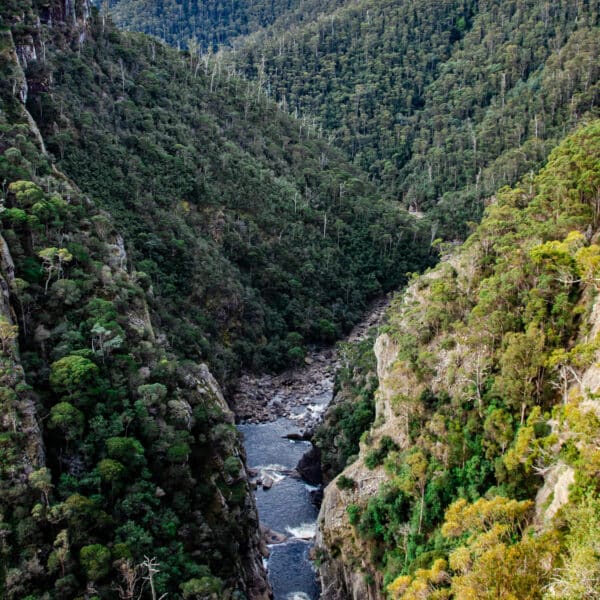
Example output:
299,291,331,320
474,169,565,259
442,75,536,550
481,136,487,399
262,475,274,490
285,431,311,441
309,485,324,508
261,525,288,545
296,444,322,485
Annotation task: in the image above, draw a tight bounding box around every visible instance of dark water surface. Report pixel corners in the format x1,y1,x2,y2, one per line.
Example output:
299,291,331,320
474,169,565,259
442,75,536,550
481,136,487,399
239,419,321,600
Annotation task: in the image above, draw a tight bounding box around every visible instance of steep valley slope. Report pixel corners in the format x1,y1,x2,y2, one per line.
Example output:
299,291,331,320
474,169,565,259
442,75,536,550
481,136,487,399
107,0,600,238
1,0,600,599
26,1,434,383
315,121,600,599
0,3,272,599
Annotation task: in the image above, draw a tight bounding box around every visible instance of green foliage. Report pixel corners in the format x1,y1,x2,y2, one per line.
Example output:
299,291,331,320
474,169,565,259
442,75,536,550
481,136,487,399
346,503,361,526
550,494,600,598
49,355,99,396
106,436,145,469
181,575,224,598
343,121,600,592
79,544,111,581
107,0,333,51
364,436,398,470
225,0,600,237
31,8,433,379
336,475,355,491
0,3,312,595
97,458,126,483
315,333,378,480
48,402,85,441
1,0,599,597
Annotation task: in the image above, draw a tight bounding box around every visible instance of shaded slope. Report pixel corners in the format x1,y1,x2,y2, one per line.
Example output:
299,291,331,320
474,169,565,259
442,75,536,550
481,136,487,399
106,0,346,50
25,5,433,382
0,9,269,598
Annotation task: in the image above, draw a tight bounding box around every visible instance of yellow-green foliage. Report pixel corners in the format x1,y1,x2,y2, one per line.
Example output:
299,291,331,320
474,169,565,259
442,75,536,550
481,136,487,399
350,122,600,596
391,497,558,599
546,494,600,599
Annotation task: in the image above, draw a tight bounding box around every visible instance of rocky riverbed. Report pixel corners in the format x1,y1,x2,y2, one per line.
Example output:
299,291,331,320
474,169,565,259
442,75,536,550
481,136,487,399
232,297,388,429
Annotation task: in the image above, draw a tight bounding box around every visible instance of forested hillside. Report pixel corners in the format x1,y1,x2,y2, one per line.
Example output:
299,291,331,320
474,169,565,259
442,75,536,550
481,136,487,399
230,0,600,235
105,0,345,50
316,120,600,599
2,0,600,599
104,0,600,238
26,2,433,383
0,5,269,598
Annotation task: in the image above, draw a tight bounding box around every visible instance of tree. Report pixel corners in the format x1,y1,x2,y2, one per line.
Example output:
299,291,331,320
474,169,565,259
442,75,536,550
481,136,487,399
106,437,145,469
29,467,53,506
495,326,545,424
397,449,429,534
49,355,99,396
387,558,450,600
180,575,224,599
91,322,124,360
80,544,111,581
9,180,44,208
141,556,167,600
47,530,70,577
48,402,85,442
38,247,73,293
442,496,555,599
0,317,18,354
483,409,513,459
97,458,126,483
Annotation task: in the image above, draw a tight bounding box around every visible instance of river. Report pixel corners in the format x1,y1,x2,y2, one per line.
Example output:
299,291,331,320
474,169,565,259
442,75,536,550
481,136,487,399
239,418,322,600
235,300,388,600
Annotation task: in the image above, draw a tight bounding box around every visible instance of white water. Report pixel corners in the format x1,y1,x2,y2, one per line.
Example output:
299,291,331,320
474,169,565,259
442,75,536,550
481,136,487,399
286,522,317,540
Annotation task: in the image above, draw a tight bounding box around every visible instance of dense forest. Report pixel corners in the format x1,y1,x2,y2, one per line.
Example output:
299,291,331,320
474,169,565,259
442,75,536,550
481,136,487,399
317,121,600,599
229,0,600,235
1,0,599,598
29,3,434,383
0,2,272,598
0,0,434,597
105,0,600,237
105,0,346,51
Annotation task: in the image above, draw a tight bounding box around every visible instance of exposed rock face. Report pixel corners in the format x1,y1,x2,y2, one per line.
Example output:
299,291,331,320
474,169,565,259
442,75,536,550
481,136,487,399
180,364,271,599
536,462,575,523
296,444,322,485
316,331,397,600
0,234,45,473
316,234,600,599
